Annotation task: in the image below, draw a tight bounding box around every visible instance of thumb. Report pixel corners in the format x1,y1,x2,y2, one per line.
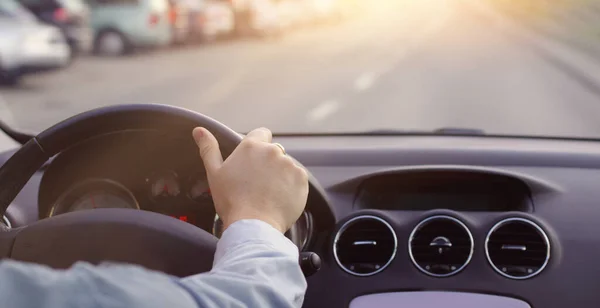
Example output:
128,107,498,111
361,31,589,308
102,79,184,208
193,127,223,174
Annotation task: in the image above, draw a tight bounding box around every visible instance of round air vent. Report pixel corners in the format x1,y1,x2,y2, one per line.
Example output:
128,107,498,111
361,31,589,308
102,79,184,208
333,215,397,276
486,218,550,279
409,215,473,277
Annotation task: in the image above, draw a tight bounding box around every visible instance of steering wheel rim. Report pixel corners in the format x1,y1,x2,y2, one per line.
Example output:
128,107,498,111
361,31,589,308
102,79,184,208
0,104,246,276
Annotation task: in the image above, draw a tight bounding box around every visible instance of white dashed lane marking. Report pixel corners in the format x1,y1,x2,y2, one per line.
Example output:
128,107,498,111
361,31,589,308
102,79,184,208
307,100,341,122
354,72,378,92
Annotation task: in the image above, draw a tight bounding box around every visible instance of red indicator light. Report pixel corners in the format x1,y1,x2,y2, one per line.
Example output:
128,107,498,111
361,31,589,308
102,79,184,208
170,215,194,224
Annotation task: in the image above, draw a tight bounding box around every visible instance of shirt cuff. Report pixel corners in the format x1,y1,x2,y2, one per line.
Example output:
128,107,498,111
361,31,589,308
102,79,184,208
213,219,299,265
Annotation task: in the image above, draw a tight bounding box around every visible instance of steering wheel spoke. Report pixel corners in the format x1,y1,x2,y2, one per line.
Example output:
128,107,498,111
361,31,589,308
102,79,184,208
10,209,217,276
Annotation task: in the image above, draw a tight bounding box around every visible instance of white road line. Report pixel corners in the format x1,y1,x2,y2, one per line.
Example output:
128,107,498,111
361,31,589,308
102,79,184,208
354,72,377,92
307,100,340,122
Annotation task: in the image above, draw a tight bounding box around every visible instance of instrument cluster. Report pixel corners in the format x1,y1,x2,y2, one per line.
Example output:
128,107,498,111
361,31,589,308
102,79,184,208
40,131,315,250
50,170,216,231
49,170,313,250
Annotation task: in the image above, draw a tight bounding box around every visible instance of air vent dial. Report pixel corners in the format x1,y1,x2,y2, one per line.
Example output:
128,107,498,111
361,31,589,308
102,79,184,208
409,215,474,277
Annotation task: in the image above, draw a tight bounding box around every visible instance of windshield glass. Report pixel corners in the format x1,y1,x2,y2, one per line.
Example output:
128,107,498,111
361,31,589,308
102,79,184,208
1,0,599,137
57,0,87,11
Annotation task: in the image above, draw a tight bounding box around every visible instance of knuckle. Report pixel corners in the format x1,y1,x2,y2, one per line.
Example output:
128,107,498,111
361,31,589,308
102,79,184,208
267,144,282,157
298,167,309,181
257,127,271,135
293,165,308,181
283,156,299,170
240,139,258,150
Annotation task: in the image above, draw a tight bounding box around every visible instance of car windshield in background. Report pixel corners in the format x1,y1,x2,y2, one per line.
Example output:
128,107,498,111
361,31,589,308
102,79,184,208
0,0,599,138
0,0,25,15
58,0,87,11
0,0,35,19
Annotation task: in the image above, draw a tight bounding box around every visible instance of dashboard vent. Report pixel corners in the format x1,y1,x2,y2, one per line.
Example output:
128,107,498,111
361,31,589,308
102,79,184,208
409,215,473,277
486,218,550,279
334,215,397,276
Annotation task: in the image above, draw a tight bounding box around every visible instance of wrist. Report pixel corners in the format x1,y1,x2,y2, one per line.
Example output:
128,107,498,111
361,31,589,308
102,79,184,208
223,215,285,233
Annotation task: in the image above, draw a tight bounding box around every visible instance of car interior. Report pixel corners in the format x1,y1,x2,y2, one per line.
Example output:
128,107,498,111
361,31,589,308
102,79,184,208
0,104,595,307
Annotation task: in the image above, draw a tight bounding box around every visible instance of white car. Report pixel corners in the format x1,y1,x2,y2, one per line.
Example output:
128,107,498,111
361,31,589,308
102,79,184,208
249,0,281,35
200,0,235,39
180,0,235,41
0,15,70,85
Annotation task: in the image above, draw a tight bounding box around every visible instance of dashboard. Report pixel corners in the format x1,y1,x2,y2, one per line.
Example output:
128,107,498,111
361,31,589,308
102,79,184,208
5,132,600,307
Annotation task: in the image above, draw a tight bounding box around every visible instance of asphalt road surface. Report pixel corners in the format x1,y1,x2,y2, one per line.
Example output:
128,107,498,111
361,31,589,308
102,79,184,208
2,0,600,138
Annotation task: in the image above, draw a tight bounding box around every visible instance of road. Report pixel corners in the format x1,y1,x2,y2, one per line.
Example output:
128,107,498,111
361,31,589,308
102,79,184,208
2,0,600,138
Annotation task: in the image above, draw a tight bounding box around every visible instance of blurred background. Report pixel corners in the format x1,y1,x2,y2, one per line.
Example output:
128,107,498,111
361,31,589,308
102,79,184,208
1,0,600,138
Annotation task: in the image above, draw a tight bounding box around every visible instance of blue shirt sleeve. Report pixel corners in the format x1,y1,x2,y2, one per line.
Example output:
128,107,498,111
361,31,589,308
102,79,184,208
0,219,307,308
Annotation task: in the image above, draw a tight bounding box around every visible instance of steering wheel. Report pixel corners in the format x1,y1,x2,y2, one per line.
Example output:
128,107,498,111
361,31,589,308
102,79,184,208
0,104,322,277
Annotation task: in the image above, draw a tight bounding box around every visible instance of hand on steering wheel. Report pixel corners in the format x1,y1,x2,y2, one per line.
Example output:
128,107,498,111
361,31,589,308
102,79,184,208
0,105,326,277
193,127,308,233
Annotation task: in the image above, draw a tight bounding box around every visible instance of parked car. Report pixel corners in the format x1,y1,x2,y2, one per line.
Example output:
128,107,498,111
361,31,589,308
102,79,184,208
168,0,190,44
228,0,251,35
177,0,234,42
0,15,70,85
83,0,172,56
17,0,93,58
249,0,282,36
228,0,280,37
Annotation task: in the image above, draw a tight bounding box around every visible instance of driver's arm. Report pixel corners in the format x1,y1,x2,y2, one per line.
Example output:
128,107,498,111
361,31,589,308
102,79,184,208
0,127,309,308
179,219,305,307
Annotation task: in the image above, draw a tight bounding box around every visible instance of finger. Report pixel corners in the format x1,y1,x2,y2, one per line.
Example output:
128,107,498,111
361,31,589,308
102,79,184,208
245,127,272,143
193,127,223,174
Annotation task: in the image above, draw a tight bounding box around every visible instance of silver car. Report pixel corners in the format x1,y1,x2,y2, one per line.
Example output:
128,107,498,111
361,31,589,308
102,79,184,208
0,1,70,85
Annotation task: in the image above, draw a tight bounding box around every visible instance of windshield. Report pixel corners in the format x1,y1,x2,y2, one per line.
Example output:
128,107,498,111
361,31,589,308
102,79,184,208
57,0,87,11
0,0,599,138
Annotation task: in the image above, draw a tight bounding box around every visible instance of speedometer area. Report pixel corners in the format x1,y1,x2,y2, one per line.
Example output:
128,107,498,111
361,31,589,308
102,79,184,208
50,179,139,216
49,173,314,250
48,171,219,232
